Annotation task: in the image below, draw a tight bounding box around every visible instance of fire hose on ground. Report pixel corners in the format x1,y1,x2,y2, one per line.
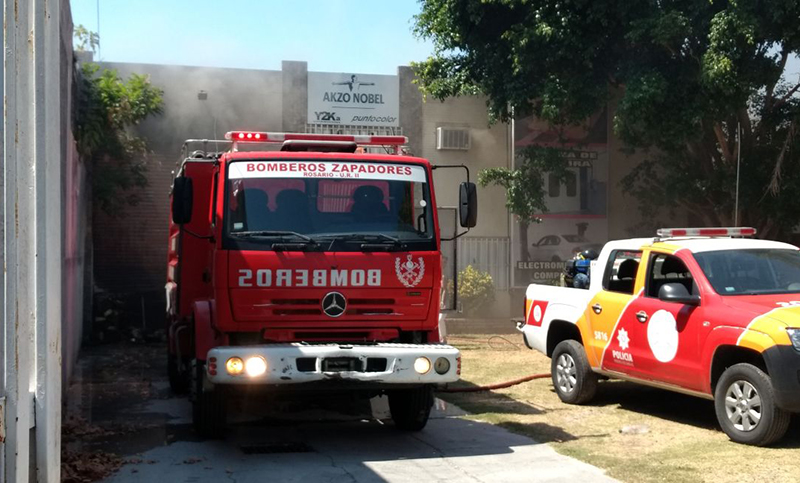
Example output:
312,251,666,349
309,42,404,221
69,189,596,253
437,372,550,393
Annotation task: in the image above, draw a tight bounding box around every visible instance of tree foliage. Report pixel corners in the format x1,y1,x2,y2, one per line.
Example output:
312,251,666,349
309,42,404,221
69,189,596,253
414,0,800,238
453,265,495,315
73,25,164,216
478,146,569,222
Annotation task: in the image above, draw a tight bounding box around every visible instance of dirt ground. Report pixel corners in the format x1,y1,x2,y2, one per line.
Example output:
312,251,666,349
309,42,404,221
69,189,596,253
443,335,800,483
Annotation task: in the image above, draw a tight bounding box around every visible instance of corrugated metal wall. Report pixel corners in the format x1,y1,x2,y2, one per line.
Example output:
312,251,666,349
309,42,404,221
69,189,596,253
457,237,510,290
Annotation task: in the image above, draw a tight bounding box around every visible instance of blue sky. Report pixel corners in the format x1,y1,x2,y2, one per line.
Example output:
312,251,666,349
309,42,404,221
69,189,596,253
70,1,799,79
69,0,435,75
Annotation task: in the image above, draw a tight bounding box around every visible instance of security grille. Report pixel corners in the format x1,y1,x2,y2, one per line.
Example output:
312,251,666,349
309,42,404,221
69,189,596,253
436,127,470,150
305,123,403,136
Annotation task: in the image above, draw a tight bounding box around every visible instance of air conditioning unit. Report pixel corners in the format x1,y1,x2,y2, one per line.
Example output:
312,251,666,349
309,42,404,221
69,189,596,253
436,127,470,150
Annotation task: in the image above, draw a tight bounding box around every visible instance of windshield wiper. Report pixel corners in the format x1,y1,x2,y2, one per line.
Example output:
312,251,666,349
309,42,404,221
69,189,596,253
336,233,402,244
230,230,314,243
316,233,406,251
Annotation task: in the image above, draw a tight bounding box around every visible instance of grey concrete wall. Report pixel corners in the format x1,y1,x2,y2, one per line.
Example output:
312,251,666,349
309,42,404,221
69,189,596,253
421,95,511,239
398,66,423,156
100,62,284,157
282,61,308,132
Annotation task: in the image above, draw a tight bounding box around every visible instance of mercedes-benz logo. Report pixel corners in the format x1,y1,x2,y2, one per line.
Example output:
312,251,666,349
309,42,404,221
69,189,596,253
322,292,346,318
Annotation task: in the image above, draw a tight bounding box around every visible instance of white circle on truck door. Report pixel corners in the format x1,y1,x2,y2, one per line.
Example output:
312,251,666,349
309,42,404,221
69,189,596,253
533,304,543,323
647,309,679,363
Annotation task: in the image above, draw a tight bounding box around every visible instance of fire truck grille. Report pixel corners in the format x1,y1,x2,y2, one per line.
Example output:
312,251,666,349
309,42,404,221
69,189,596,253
270,297,396,317
273,308,321,316
295,356,388,373
231,289,429,321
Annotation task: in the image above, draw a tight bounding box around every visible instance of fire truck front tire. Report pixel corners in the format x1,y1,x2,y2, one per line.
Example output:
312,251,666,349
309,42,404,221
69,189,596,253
191,360,227,439
168,352,189,394
388,386,434,431
714,363,791,446
551,340,598,404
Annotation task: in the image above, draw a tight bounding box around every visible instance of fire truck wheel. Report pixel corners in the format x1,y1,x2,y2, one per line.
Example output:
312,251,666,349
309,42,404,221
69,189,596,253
551,340,598,404
714,363,790,446
168,352,189,394
388,386,434,431
191,360,227,439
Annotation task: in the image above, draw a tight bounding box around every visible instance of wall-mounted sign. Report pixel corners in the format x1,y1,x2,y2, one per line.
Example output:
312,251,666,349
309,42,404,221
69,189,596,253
308,72,399,127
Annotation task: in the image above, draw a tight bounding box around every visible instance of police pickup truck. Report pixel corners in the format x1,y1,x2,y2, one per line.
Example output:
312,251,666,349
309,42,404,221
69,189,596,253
517,227,800,446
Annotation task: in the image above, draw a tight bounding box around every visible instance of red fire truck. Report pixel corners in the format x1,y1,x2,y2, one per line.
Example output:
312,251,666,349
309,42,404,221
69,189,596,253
166,131,477,437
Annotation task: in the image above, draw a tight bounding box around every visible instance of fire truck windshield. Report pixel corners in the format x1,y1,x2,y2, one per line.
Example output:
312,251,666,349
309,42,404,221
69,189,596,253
223,159,436,252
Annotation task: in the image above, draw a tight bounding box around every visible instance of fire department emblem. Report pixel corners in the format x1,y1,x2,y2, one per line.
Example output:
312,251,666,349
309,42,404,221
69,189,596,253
395,255,425,288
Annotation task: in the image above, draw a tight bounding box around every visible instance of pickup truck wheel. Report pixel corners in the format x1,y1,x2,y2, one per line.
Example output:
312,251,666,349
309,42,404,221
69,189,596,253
388,386,434,431
551,340,598,404
191,360,227,439
714,363,790,446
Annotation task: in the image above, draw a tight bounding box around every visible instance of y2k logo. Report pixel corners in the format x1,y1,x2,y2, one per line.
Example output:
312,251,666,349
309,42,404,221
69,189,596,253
314,111,340,122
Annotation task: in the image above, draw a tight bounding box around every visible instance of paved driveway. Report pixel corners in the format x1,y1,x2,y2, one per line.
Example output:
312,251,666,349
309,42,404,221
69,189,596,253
64,344,616,483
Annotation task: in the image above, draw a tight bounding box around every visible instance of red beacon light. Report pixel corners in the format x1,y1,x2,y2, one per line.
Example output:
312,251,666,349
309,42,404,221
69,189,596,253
656,227,757,238
224,131,408,151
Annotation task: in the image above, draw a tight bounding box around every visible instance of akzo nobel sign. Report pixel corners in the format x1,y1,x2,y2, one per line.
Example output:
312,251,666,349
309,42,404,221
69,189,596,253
308,72,399,127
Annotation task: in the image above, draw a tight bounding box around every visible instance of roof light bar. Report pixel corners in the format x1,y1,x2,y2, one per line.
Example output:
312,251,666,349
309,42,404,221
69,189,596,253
224,131,408,146
656,227,757,238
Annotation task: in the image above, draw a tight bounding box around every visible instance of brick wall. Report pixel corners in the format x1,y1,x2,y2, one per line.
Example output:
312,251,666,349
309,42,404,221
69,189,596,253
93,154,175,294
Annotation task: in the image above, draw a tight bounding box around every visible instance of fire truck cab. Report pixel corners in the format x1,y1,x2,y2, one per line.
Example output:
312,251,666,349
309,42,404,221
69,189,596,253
166,132,476,437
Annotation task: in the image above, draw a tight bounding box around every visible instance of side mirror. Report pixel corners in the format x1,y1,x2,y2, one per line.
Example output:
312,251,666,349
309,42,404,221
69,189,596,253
658,283,700,306
172,176,194,225
459,182,478,228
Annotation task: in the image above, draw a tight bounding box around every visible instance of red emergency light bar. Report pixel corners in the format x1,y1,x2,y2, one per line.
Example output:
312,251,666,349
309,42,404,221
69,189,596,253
224,131,408,146
656,227,757,238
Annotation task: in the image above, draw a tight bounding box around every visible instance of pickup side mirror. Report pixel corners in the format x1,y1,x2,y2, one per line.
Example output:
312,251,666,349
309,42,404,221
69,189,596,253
658,282,700,306
459,181,478,228
172,176,194,225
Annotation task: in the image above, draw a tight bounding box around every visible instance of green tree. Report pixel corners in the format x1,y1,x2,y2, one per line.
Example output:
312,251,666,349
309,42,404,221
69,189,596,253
414,0,800,238
478,146,568,261
73,25,164,215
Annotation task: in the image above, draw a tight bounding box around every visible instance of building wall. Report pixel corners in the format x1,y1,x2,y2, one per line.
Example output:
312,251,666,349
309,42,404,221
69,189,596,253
100,62,284,156
421,95,511,239
62,0,88,384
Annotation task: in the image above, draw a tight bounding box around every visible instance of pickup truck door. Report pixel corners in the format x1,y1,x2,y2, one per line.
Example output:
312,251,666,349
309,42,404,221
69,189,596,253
619,250,706,391
585,249,643,372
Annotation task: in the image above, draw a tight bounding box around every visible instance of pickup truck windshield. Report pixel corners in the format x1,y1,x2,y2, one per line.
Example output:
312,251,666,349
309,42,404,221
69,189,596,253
223,159,435,252
694,249,800,295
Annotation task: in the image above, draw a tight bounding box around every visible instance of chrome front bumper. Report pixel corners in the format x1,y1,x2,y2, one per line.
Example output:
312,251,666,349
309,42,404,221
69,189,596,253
206,343,460,385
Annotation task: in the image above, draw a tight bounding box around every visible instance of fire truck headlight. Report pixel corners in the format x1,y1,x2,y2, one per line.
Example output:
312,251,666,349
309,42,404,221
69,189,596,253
245,356,268,377
434,357,451,375
225,357,244,375
787,328,800,351
414,357,431,374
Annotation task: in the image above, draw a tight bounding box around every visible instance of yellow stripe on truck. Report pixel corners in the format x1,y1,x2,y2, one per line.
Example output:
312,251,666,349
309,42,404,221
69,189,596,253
737,306,796,351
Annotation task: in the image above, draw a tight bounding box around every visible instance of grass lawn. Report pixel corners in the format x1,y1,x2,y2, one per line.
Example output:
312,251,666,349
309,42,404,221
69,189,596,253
441,335,800,483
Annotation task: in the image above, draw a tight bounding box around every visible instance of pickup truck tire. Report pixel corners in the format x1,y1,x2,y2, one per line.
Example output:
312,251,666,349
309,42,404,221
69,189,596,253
714,363,790,446
551,340,598,404
191,360,227,439
388,386,434,431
